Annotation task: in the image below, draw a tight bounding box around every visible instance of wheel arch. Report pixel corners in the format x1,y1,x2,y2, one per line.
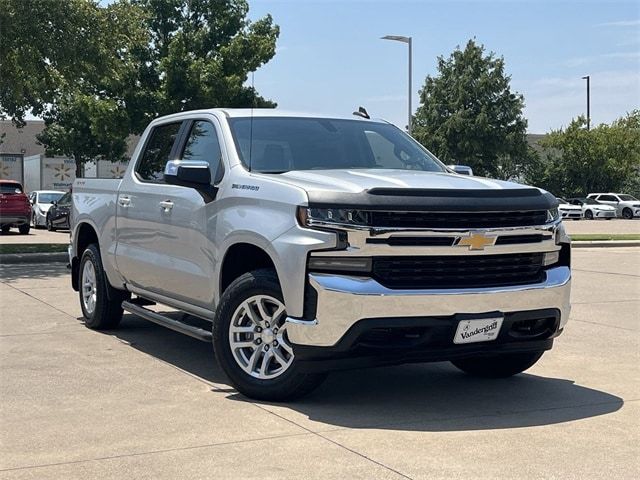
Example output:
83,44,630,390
219,242,280,296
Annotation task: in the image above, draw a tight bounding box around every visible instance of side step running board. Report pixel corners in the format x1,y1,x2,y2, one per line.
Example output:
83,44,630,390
121,301,212,342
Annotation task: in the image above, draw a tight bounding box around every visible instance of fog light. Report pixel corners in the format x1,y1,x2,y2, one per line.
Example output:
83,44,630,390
543,251,560,266
308,256,372,273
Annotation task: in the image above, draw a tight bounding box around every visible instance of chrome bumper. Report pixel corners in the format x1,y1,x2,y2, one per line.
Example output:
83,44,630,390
286,266,571,347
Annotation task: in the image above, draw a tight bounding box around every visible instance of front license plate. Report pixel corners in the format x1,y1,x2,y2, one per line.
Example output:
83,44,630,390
453,317,503,344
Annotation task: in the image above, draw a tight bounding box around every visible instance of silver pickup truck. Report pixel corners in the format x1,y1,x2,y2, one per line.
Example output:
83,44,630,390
70,109,571,400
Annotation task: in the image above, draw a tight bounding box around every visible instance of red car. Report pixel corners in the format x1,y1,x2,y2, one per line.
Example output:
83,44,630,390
0,180,31,234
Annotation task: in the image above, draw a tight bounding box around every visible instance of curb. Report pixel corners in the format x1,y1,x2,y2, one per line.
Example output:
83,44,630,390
572,241,640,248
0,252,68,265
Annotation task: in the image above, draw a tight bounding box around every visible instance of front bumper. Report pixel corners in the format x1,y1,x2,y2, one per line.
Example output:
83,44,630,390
286,266,571,348
593,210,616,219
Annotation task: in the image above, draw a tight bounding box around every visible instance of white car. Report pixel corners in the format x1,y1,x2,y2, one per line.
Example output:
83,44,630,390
587,193,640,219
556,197,583,220
568,197,617,220
28,190,66,228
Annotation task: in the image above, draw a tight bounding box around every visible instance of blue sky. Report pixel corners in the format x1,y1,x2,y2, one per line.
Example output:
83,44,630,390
247,0,639,133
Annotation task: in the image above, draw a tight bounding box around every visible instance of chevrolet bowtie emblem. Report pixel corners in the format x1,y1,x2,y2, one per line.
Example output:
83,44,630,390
456,233,497,250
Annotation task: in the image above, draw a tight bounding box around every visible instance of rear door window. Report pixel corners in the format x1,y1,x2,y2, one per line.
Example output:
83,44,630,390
135,122,183,183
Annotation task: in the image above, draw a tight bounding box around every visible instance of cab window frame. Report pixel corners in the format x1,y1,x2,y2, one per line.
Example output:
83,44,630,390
175,118,226,185
134,120,187,184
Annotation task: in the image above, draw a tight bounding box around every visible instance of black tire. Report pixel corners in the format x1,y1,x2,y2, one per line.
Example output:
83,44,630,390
18,223,30,235
1,225,10,233
213,269,326,401
46,214,56,231
622,208,633,220
78,244,129,330
452,351,544,378
584,210,594,220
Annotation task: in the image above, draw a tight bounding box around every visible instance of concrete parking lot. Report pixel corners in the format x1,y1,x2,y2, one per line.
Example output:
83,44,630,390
0,248,638,479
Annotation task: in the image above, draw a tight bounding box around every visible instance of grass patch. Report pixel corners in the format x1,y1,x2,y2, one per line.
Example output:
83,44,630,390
572,234,640,241
0,243,68,254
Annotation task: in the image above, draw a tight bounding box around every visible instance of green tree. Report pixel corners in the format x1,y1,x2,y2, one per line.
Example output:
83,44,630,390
0,0,121,125
529,112,640,197
413,39,531,179
2,0,279,175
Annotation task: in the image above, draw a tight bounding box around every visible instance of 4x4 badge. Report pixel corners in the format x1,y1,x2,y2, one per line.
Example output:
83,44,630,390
455,233,497,250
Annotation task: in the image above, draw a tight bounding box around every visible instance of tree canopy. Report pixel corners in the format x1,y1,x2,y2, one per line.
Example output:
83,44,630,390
525,111,640,198
413,39,532,180
0,0,279,173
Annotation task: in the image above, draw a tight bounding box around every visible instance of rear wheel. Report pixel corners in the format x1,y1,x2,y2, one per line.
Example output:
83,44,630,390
1,225,10,234
622,208,633,220
18,223,30,234
213,269,326,401
452,351,544,378
79,244,129,329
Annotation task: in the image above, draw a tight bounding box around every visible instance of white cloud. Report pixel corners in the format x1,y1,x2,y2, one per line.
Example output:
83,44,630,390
564,51,640,68
598,19,640,27
521,70,640,133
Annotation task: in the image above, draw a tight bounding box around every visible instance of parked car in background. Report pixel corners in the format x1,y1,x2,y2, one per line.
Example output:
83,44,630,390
448,165,474,176
28,190,65,228
556,197,582,220
46,191,72,231
567,197,617,220
0,180,31,234
587,193,640,219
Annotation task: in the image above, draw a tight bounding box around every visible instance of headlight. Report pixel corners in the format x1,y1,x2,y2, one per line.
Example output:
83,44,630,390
546,208,560,222
297,207,370,227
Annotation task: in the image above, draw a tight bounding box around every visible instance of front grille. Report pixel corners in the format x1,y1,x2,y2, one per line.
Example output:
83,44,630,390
372,253,545,289
369,210,548,229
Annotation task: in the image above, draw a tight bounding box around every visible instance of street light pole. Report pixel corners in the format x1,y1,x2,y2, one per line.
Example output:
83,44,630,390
582,75,590,130
381,35,413,134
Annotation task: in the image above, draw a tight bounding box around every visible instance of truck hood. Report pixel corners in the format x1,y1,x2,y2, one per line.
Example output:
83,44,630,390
277,169,532,194
272,169,556,212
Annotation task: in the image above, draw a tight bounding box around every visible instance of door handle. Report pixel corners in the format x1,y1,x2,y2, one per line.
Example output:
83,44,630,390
159,200,174,212
118,196,131,207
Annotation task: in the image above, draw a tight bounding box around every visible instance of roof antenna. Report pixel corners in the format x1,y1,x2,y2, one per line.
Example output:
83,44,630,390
353,106,370,119
248,71,255,172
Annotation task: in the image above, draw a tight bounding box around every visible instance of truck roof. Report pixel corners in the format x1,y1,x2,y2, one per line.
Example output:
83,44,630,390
155,108,389,123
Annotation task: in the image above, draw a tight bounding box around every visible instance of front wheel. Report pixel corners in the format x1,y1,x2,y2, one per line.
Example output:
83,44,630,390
1,225,10,234
213,269,326,401
18,223,30,235
46,214,56,231
622,208,633,220
79,244,129,329
451,351,544,378
584,210,594,220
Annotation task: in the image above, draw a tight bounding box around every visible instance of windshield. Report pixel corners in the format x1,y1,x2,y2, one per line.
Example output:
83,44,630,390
228,117,446,173
38,192,64,204
584,199,601,205
618,194,638,201
556,197,568,203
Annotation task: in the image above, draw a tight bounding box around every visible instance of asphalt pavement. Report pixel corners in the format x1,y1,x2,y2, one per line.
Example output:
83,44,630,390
0,248,638,479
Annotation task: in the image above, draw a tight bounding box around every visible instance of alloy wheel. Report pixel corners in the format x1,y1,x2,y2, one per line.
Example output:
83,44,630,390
81,261,97,315
228,295,294,379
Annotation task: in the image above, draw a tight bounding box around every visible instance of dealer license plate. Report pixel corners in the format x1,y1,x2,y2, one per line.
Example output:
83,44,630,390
453,317,503,344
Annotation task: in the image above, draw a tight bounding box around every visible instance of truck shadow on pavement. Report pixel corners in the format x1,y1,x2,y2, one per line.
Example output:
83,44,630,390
108,313,624,432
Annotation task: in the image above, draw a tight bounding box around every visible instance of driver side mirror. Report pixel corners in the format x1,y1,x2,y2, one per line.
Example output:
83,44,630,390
164,160,217,202
164,160,211,187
